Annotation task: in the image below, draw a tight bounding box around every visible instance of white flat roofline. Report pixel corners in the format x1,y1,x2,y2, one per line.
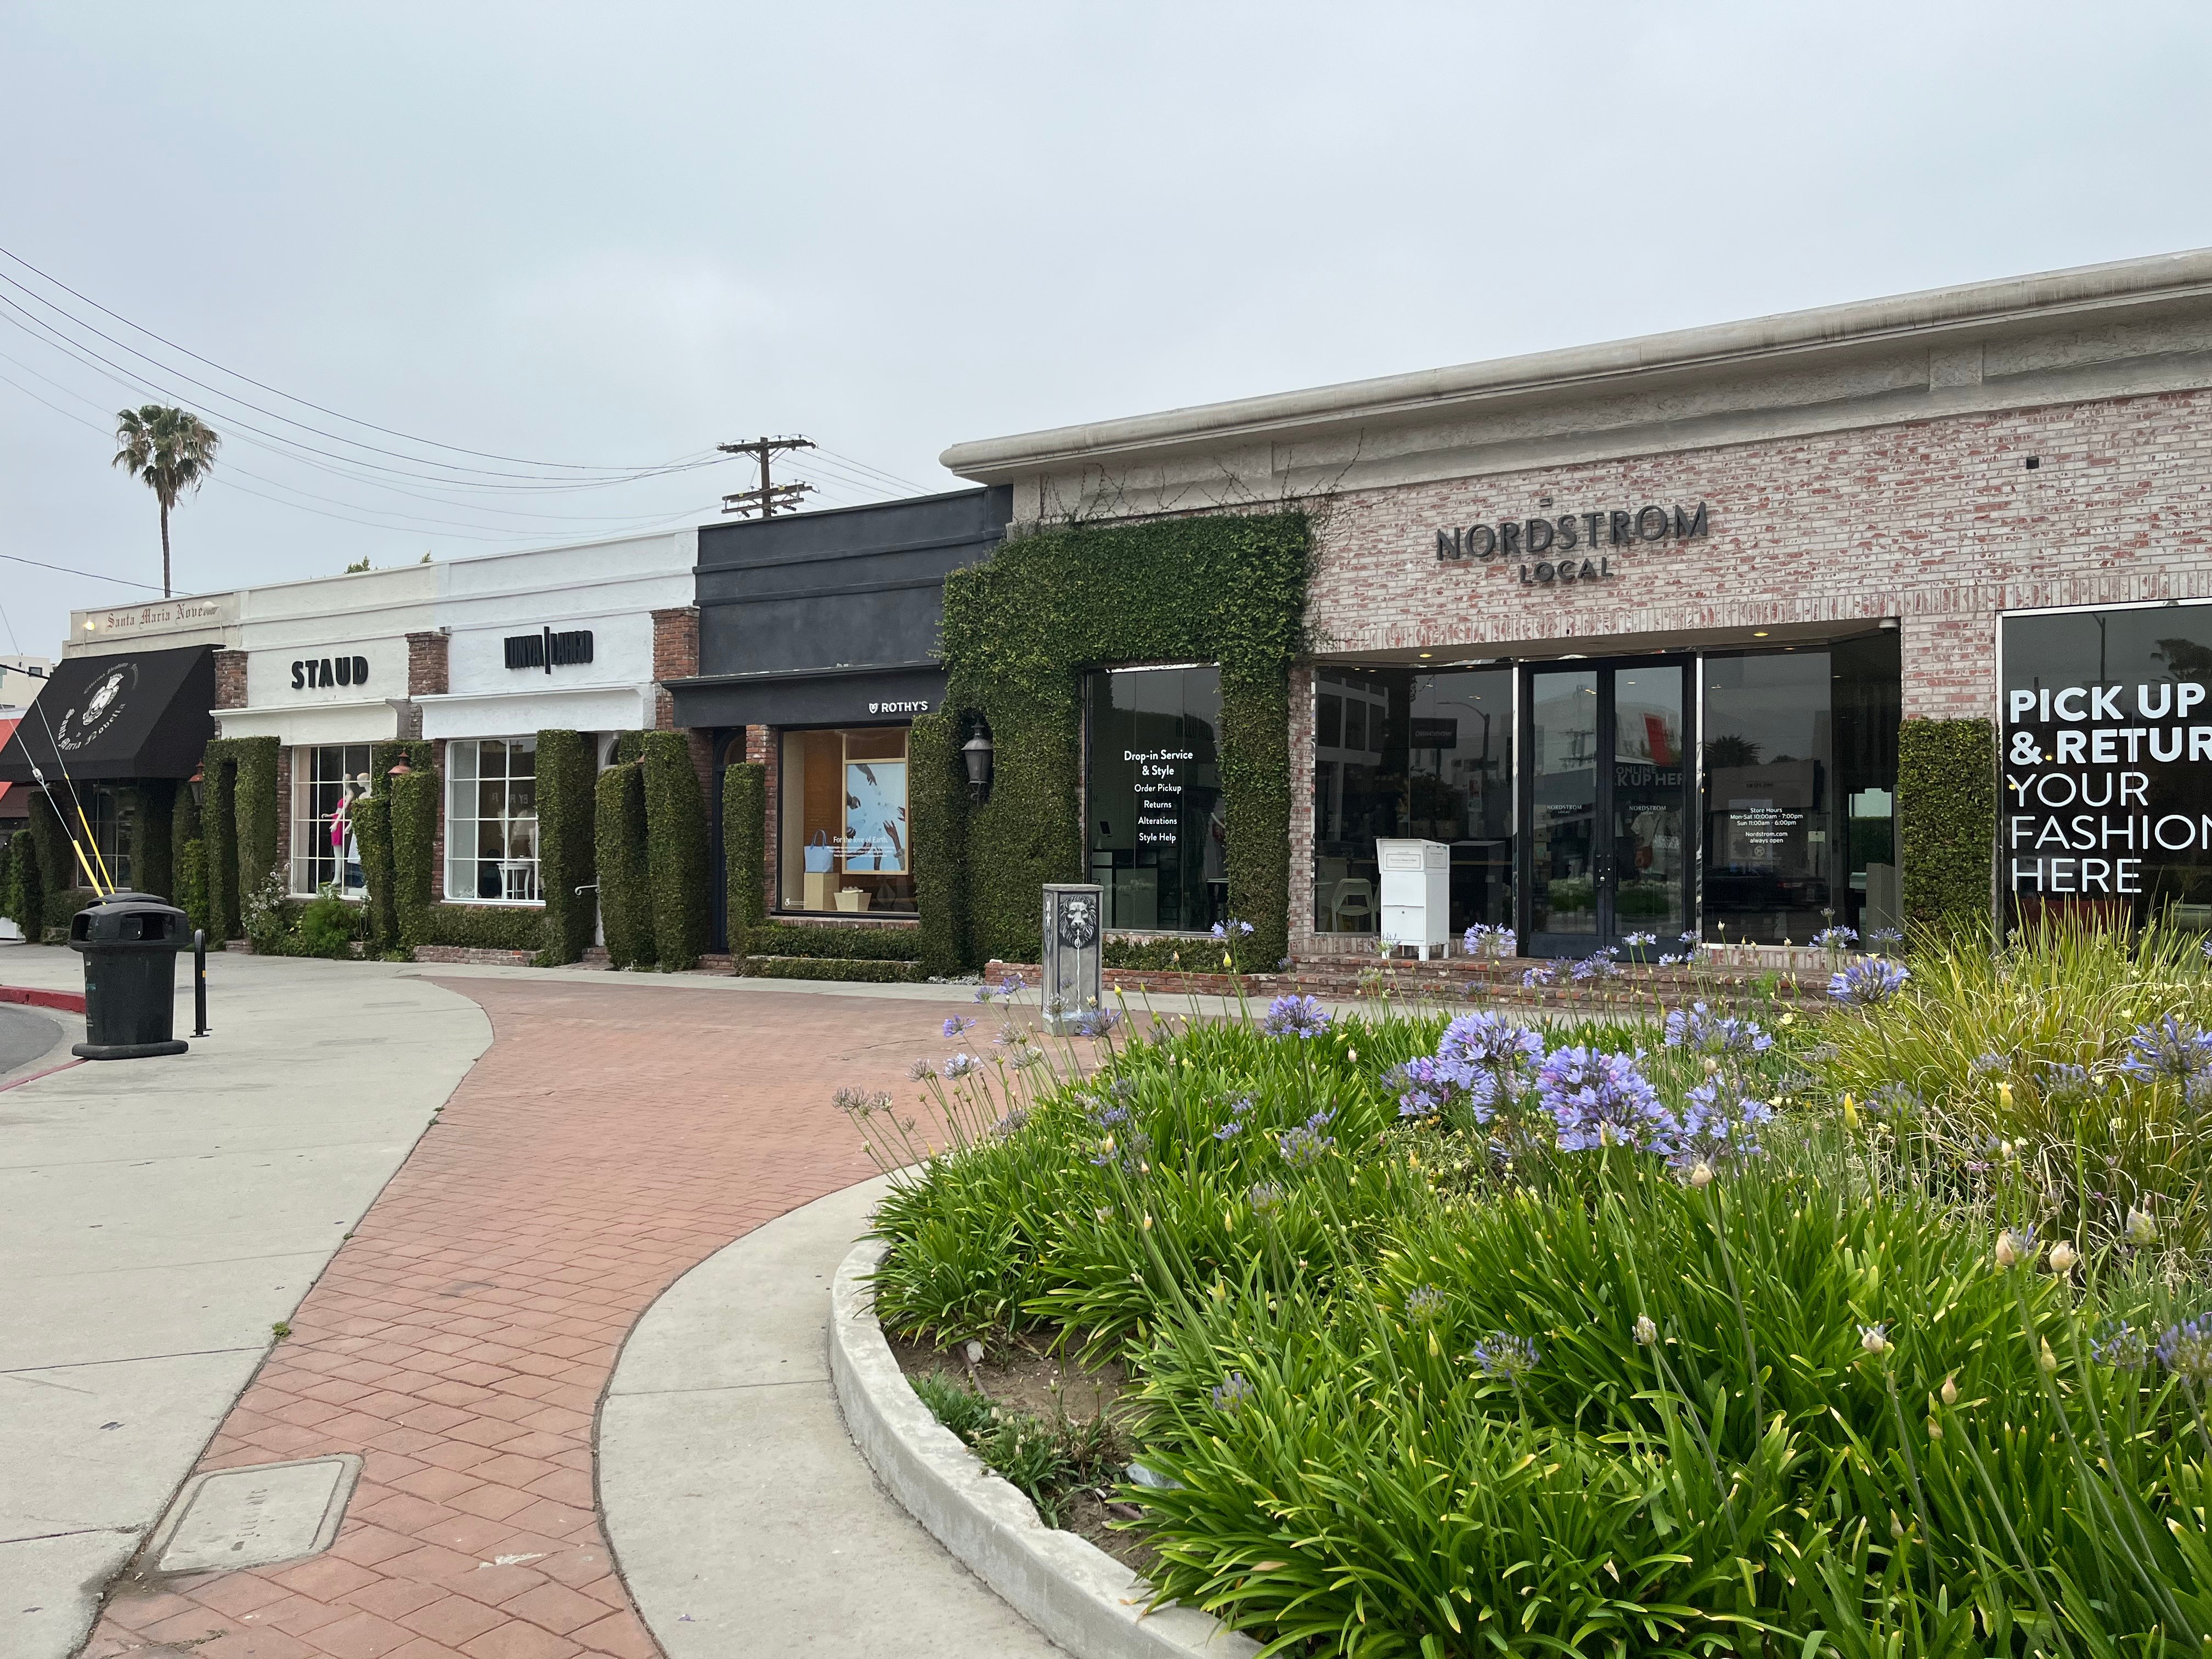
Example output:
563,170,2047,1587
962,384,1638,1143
941,247,2212,478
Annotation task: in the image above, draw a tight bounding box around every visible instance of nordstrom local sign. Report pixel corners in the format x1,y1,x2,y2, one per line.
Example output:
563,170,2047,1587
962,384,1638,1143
1435,501,1711,585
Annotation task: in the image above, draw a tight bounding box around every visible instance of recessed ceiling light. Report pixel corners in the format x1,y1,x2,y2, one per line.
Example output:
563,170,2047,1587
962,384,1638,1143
1752,630,1770,637
1418,652,1432,658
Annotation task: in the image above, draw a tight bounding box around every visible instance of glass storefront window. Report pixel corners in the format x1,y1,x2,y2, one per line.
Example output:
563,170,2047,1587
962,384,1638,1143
1701,635,1899,944
1087,667,1224,932
778,727,914,914
291,744,372,897
444,737,539,902
87,786,133,890
1313,667,1514,938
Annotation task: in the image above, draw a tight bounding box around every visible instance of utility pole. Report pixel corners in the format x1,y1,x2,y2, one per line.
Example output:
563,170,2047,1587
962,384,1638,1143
718,435,816,518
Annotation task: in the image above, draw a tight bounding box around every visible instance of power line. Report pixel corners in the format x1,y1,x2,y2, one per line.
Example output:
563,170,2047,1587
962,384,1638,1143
0,242,722,478
0,549,165,591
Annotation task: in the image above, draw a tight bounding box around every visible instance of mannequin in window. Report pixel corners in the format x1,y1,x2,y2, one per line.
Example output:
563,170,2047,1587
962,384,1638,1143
332,776,365,893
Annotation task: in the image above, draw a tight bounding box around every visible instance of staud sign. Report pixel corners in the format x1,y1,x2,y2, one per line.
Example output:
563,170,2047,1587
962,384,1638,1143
2001,605,2212,910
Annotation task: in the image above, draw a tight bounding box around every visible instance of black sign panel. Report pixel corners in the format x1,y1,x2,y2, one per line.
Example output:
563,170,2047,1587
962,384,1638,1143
505,628,595,672
2001,605,2212,919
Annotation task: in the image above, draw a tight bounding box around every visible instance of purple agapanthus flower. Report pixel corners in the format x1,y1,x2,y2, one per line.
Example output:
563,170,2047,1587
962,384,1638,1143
1262,994,1331,1039
943,1015,975,1039
1663,1002,1774,1056
1210,919,1255,941
1673,1078,1775,1166
1069,1007,1122,1040
1829,957,1910,1005
1537,1046,1672,1153
1470,1331,1538,1381
2121,1015,2212,1086
1277,1108,1337,1168
1522,966,1556,989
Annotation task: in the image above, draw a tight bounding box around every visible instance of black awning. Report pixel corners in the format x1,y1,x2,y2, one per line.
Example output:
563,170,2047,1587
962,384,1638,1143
0,645,216,783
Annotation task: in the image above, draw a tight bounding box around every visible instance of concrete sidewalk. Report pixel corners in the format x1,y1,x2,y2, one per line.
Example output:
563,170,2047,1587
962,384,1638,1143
601,1175,1063,1656
0,947,491,1659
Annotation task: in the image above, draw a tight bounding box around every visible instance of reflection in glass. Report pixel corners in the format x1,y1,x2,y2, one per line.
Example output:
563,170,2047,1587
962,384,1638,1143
1087,667,1224,932
1612,669,1686,934
1312,667,1513,938
444,736,539,902
1529,670,1598,937
290,743,373,896
776,726,915,912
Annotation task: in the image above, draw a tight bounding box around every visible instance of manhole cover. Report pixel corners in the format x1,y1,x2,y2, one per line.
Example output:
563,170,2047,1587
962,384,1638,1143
149,1454,363,1575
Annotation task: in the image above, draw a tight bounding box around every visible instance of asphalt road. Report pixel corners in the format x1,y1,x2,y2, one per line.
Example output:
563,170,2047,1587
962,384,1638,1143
0,1002,63,1082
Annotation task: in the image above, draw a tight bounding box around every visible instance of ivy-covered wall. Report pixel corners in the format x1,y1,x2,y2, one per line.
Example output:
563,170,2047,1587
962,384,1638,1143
131,779,176,901
722,760,766,958
919,511,1312,970
1899,715,1995,940
0,828,35,933
535,731,596,964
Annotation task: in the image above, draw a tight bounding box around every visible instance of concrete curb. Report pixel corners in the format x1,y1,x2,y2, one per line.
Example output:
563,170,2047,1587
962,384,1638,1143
830,1239,1260,1659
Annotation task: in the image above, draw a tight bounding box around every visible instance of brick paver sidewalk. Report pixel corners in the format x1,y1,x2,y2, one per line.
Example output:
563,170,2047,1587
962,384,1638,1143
84,980,962,1659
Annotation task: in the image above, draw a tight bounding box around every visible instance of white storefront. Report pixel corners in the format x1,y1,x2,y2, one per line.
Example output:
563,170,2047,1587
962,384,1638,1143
61,527,695,908
418,530,694,909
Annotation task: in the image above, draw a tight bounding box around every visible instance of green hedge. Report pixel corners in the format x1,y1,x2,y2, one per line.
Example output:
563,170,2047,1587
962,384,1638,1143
352,795,396,950
27,788,75,913
744,920,924,961
1102,934,1261,972
1899,715,1995,941
199,736,279,939
415,902,546,954
174,839,208,936
2,827,38,934
723,760,767,957
391,767,440,952
734,955,927,984
923,512,1311,971
535,730,596,965
131,780,176,901
595,761,653,969
641,732,709,972
909,712,967,976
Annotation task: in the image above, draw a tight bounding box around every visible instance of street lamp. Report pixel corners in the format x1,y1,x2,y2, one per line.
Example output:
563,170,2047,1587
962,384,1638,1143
962,721,995,803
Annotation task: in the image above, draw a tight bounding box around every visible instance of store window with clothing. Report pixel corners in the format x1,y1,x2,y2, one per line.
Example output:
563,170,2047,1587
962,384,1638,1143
1086,666,1225,933
1701,634,1899,944
291,744,372,897
778,727,913,914
444,737,539,902
1312,666,1514,938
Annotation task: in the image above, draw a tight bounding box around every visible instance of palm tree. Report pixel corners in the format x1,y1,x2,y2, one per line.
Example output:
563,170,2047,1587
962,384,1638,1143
112,405,220,598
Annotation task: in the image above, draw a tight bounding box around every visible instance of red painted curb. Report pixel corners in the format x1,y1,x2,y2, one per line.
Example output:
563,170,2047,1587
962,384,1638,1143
0,985,86,1013
0,1057,83,1093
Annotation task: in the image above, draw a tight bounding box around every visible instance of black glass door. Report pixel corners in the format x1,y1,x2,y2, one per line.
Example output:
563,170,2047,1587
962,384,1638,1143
1523,659,1692,957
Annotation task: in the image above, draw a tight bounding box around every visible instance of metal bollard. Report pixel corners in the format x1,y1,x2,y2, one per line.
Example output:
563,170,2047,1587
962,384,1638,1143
193,928,210,1037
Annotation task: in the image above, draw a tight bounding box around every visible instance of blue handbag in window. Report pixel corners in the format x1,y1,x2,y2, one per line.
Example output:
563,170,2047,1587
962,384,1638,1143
803,831,835,873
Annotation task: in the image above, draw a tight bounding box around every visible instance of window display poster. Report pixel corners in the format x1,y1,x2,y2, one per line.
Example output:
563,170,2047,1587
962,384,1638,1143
2001,607,2212,914
844,760,909,873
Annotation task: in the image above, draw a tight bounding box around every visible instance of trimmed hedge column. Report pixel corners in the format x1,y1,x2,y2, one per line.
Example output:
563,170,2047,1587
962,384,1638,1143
200,736,281,932
641,731,709,971
202,755,240,938
595,761,653,969
133,779,176,902
390,766,439,952
535,730,596,964
909,712,968,977
1,828,38,934
1899,716,1996,941
723,760,766,959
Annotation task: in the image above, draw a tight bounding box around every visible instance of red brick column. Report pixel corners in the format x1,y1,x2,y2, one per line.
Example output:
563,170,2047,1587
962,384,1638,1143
407,631,449,698
213,650,247,711
649,608,697,734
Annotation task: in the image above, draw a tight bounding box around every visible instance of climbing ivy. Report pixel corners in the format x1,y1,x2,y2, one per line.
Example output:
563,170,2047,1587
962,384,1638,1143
723,760,766,958
921,511,1312,970
534,730,596,964
641,732,709,971
595,761,652,969
1899,716,1995,941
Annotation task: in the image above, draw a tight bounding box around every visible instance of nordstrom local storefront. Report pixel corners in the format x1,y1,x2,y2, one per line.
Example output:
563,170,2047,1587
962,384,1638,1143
944,250,2212,958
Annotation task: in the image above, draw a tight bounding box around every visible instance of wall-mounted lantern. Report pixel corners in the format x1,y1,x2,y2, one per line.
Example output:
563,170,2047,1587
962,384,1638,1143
962,721,995,803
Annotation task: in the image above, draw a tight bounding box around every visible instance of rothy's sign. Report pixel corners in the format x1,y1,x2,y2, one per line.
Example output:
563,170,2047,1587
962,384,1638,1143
2001,604,2212,913
1435,501,1710,586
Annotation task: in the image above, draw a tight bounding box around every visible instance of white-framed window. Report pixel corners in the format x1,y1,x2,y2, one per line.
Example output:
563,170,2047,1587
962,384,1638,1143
445,737,539,903
291,744,373,897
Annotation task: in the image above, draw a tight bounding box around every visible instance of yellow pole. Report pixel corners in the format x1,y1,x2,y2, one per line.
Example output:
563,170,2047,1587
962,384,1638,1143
67,799,112,895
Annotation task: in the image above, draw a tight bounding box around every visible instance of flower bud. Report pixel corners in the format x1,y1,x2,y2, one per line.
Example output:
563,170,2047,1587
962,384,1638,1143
1998,1082,2013,1110
1634,1314,1658,1346
1926,1415,1943,1439
1860,1324,1892,1355
1994,1231,2021,1268
1689,1161,1714,1188
2126,1207,2159,1246
1940,1373,1958,1406
2048,1239,2079,1274
1702,1057,1719,1075
1841,1093,1859,1127
2039,1336,2059,1373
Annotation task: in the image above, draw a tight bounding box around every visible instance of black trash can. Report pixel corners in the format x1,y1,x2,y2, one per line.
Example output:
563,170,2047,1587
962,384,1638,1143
69,891,190,1060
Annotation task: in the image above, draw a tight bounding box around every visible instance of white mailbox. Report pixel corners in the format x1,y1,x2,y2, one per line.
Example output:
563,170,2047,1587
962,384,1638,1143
1376,838,1451,959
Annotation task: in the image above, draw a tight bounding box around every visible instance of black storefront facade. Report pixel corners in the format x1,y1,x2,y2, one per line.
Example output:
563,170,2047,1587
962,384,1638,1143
668,488,1010,944
0,643,217,919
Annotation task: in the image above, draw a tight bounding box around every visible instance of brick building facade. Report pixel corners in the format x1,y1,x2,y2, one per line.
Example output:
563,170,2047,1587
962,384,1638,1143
944,249,2212,957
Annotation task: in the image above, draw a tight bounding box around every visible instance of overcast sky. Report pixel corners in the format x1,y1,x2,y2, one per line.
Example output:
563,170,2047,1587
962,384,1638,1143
2,2,2207,657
